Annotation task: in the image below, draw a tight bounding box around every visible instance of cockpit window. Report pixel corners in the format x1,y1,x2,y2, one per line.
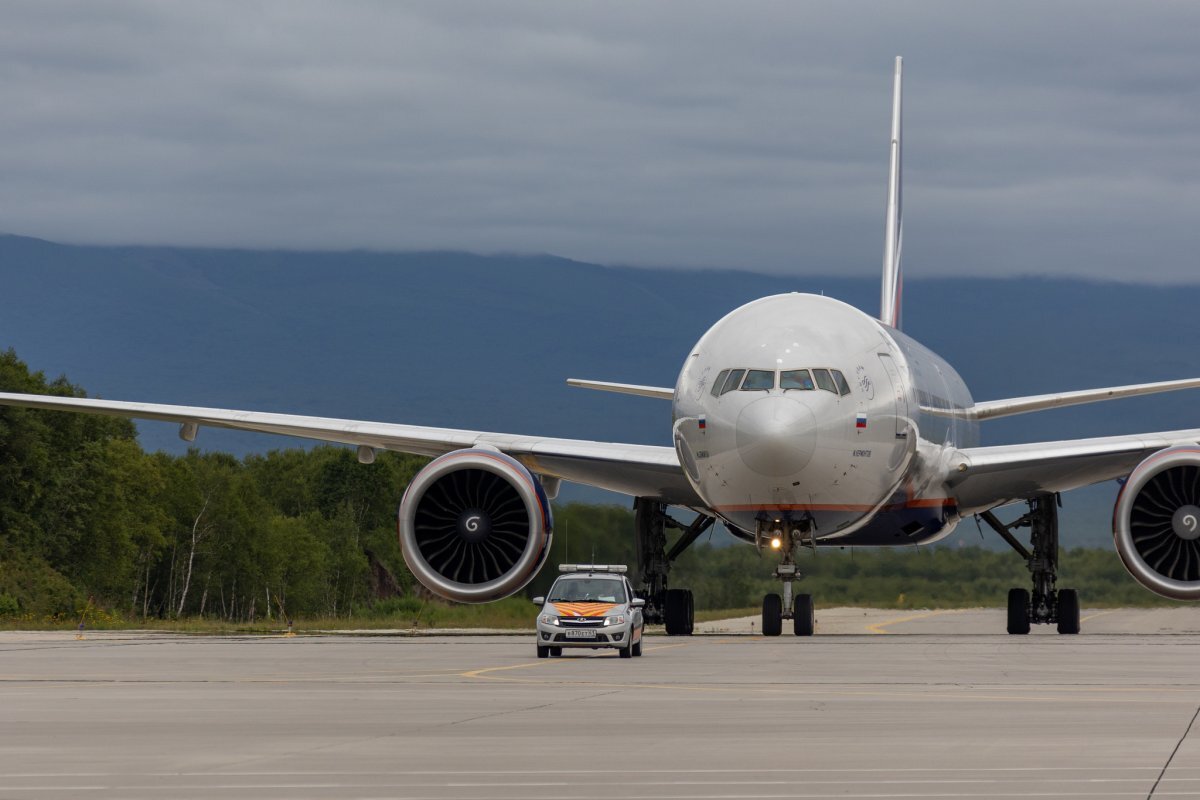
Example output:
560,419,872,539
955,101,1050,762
831,369,852,396
780,369,815,390
741,369,775,391
812,368,837,394
719,369,745,396
710,369,731,398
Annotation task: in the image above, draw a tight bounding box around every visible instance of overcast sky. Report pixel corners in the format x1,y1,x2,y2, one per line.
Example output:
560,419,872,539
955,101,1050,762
2,2,1198,280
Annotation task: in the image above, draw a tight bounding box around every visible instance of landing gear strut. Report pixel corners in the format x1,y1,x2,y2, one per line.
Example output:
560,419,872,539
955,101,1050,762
634,499,712,635
757,520,815,637
980,494,1080,635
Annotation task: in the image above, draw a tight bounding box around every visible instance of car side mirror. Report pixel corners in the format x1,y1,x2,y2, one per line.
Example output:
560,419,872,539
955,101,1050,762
531,596,545,606
630,598,646,608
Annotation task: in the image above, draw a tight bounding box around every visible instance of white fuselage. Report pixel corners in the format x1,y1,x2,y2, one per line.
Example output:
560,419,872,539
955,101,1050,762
672,293,979,546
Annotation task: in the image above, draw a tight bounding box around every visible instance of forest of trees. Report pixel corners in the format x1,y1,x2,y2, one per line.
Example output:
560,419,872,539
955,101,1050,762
0,349,1176,624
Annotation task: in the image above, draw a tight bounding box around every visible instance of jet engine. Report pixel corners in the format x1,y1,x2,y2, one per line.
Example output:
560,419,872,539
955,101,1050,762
1113,446,1200,600
398,449,553,603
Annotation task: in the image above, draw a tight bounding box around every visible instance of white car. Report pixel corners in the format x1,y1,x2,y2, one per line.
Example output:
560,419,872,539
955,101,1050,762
532,565,645,658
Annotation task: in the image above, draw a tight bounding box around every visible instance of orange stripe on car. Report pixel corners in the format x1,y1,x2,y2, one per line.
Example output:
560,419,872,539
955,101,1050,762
552,602,617,617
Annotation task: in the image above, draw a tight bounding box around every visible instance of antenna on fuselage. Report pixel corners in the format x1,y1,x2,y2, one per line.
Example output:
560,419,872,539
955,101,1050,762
879,56,903,329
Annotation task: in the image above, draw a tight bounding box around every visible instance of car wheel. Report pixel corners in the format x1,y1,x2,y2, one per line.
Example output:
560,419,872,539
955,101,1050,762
549,646,563,657
632,632,643,657
537,645,548,659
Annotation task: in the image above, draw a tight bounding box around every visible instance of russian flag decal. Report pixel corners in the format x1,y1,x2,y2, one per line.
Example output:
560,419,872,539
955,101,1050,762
698,415,707,431
856,413,867,429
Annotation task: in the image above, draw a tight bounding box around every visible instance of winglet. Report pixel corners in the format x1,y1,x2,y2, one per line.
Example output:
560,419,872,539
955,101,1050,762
880,56,903,329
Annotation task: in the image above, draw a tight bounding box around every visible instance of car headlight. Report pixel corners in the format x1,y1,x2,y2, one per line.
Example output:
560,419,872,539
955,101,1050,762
538,614,559,626
603,615,626,627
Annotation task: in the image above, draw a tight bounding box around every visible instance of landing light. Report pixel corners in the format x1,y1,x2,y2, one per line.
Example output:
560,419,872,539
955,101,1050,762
770,537,782,550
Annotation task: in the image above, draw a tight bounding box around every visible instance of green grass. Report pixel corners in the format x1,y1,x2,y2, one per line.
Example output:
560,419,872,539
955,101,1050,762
0,596,542,634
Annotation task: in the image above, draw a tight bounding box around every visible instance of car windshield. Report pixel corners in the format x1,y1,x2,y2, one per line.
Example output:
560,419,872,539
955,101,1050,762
549,578,626,603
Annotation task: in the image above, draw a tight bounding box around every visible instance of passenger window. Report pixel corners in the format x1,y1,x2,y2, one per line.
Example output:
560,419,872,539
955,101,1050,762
812,368,837,393
741,370,775,391
780,369,815,390
720,369,745,396
831,369,852,396
710,369,731,398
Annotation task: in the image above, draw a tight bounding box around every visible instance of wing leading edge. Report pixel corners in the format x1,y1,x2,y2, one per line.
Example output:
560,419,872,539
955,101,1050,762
0,391,701,506
925,376,1200,422
947,427,1200,515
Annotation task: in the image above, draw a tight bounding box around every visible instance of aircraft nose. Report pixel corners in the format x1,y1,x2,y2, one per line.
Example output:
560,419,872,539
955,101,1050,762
735,396,818,477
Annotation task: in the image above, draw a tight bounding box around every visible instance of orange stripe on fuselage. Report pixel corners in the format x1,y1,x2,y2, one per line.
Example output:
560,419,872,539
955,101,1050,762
714,498,955,513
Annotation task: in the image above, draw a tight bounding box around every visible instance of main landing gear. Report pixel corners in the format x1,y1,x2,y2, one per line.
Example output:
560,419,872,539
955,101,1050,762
979,494,1080,635
757,520,815,637
634,499,713,636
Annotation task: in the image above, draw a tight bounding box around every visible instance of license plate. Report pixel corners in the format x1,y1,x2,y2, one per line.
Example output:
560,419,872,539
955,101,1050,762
565,629,597,639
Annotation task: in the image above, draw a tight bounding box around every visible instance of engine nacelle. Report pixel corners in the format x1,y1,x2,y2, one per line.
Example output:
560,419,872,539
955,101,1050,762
1113,446,1200,600
398,449,553,603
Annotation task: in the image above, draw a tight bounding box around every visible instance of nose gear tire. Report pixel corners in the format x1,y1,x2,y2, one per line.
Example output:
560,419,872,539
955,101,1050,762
793,594,815,636
762,593,783,637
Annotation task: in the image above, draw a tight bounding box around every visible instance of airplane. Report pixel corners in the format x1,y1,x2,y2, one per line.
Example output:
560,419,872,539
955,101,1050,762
3,56,1200,637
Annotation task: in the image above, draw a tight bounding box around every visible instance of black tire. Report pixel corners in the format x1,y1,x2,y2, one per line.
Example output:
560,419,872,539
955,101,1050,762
664,588,691,636
619,639,633,658
762,593,783,637
549,646,562,657
537,645,549,658
1057,589,1080,635
684,589,695,635
632,635,642,657
1007,588,1030,635
793,594,815,636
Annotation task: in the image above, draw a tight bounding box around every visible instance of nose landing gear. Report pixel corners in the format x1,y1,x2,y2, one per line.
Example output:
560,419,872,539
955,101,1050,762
758,522,816,637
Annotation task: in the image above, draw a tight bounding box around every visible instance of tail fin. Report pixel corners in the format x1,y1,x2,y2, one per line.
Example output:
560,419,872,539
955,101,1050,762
879,56,903,329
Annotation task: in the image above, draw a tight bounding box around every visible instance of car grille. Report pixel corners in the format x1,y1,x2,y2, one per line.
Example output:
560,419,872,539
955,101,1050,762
558,617,606,627
553,633,611,643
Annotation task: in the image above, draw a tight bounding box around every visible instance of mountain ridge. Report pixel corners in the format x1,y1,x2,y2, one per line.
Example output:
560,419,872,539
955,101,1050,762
3,233,1198,548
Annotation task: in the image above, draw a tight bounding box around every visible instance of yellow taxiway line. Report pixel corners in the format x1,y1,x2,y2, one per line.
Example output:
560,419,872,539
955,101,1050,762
865,608,967,634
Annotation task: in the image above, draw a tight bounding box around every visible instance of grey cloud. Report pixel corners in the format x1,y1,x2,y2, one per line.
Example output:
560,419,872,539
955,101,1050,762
1,1,1198,280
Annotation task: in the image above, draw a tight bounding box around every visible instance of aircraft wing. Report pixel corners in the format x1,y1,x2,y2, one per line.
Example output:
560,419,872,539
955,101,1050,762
921,377,1200,422
0,391,702,506
946,428,1200,515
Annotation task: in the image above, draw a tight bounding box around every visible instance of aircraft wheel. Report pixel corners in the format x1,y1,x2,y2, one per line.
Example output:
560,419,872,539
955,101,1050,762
665,588,692,636
1057,589,1080,634
1007,588,1031,635
793,594,815,636
762,593,782,637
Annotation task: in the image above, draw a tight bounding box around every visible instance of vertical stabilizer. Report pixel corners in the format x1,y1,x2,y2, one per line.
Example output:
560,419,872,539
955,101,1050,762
879,56,903,328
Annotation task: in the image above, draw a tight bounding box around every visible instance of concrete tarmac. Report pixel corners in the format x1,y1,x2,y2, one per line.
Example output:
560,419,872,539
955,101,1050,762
4,608,1200,799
